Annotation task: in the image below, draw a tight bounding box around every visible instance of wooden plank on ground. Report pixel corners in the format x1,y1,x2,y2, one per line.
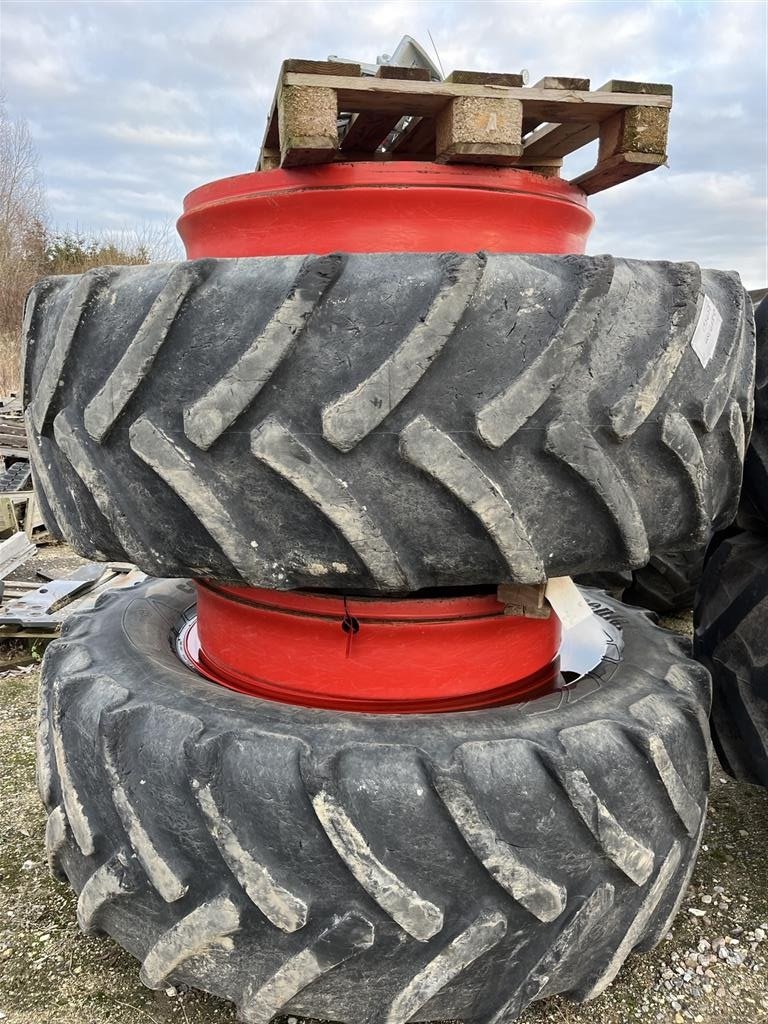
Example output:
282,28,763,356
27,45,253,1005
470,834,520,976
23,492,42,539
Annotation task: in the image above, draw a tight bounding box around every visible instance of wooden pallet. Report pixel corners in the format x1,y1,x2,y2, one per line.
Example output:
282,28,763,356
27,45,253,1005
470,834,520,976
0,394,27,460
258,61,672,194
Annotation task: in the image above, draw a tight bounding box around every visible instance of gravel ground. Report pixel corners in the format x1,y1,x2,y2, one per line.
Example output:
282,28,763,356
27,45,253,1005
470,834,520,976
0,589,766,1023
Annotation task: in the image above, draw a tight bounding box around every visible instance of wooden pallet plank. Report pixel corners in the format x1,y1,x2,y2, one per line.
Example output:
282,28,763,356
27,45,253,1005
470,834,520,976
571,151,666,195
390,115,436,158
341,66,430,154
446,70,524,87
282,73,673,121
570,80,671,193
522,76,590,135
524,79,672,159
436,95,523,165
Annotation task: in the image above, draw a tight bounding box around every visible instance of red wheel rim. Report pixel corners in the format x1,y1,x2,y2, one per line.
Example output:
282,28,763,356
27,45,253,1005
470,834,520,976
182,581,562,713
178,163,593,258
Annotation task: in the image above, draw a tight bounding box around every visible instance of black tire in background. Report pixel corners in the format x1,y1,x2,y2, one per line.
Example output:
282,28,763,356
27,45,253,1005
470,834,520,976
579,550,706,616
738,294,768,531
24,254,753,592
39,577,712,1022
694,532,768,787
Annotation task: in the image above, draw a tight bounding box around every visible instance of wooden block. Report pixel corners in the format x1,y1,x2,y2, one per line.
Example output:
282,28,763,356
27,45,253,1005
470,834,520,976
258,60,361,171
572,151,666,195
278,84,339,167
598,105,669,160
436,95,523,165
497,582,550,619
446,70,524,87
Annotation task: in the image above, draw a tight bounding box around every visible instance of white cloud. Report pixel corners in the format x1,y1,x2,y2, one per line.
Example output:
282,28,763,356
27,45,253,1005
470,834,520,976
0,0,764,286
102,123,213,149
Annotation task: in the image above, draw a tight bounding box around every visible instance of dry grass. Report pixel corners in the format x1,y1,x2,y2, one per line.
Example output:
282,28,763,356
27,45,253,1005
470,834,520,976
0,330,20,396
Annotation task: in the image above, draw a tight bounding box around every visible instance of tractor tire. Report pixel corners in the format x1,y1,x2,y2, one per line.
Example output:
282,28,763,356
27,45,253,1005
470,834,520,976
623,550,706,615
694,531,768,787
24,255,753,592
40,577,712,1022
739,294,768,531
578,549,706,616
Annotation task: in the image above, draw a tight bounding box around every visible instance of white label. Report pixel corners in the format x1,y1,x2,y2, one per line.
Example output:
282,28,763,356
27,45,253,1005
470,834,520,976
690,294,722,368
545,576,593,630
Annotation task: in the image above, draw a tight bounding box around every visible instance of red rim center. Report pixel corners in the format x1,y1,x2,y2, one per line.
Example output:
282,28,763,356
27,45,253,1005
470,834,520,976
183,581,562,713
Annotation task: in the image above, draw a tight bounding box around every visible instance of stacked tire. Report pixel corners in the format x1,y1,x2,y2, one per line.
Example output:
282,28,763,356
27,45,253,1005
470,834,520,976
695,296,768,787
26,254,754,1023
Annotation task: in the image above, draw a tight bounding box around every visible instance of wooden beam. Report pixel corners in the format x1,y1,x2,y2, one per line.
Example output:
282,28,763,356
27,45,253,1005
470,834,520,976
572,151,666,195
282,73,673,121
377,66,431,81
436,95,523,165
446,70,524,87
391,116,436,157
522,76,590,135
570,81,671,194
341,65,430,154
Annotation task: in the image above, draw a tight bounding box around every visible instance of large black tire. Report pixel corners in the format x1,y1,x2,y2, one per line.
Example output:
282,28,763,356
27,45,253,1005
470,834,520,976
578,549,706,615
24,254,753,592
694,531,768,786
739,294,768,531
40,578,712,1022
623,549,706,614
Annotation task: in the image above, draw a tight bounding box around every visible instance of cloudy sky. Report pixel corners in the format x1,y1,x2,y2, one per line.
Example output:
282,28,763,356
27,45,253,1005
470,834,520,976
1,0,766,286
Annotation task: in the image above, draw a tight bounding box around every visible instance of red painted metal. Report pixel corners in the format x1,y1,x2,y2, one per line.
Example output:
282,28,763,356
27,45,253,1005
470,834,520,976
178,163,593,258
185,581,562,713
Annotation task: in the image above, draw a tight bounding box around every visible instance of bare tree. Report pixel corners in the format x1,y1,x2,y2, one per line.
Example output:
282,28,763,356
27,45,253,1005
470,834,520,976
0,98,47,391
